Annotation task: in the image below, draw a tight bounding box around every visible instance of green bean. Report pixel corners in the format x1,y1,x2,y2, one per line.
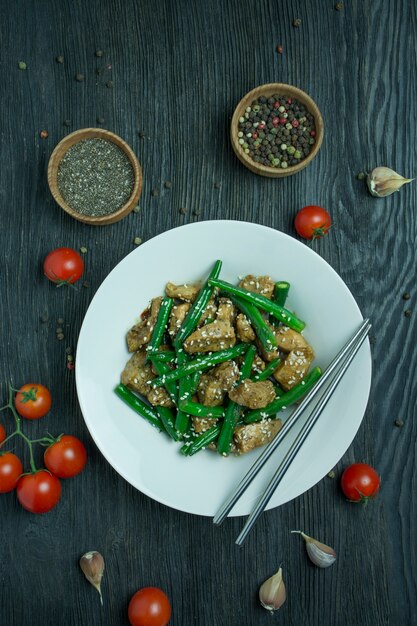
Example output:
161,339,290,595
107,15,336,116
217,345,256,455
149,357,178,405
175,260,222,347
152,343,249,387
175,350,192,433
152,350,175,363
155,407,181,441
146,297,173,359
229,294,277,352
208,278,305,332
114,384,163,431
244,367,322,423
180,424,221,456
179,400,225,419
274,281,290,308
251,356,282,381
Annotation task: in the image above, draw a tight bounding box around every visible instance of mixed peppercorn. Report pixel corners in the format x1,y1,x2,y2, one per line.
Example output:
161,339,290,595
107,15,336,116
237,94,316,169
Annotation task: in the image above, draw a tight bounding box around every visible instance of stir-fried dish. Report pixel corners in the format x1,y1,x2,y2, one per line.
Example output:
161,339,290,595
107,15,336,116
115,260,321,457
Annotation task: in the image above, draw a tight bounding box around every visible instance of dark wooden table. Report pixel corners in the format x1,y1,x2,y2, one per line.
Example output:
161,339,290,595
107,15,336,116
1,1,416,624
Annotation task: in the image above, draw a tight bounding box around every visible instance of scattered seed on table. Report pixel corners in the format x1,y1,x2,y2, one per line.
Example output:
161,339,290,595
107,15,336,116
57,317,64,325
139,131,146,139
96,116,105,124
402,292,411,300
133,204,141,213
327,470,335,479
164,181,172,189
56,55,64,64
193,209,201,216
179,207,187,215
151,189,159,197
368,334,377,345
335,2,344,9
276,45,284,54
18,61,27,70
63,119,71,127
57,333,65,341
357,172,366,180
67,362,75,370
292,18,301,27
65,346,73,354
57,138,135,216
214,182,221,189
133,237,142,245
56,327,63,334
107,64,112,70
39,130,49,139
404,309,412,317
40,313,49,323
80,246,88,254
394,419,404,427
67,354,74,363
75,73,85,82
106,80,113,88
82,280,90,288
95,49,104,57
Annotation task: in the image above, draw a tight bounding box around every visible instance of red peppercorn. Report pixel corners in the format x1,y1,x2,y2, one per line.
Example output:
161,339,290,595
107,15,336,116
39,130,49,139
67,362,75,370
279,118,286,125
310,130,316,137
292,119,299,128
272,117,279,125
288,98,292,104
258,122,266,130
252,132,258,139
273,101,280,109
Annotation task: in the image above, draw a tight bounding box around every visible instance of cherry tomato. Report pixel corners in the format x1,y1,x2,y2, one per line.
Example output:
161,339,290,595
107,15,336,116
128,587,171,626
0,424,6,444
16,470,62,514
43,247,84,285
340,463,381,503
44,435,87,478
0,453,23,493
294,205,331,240
14,384,52,420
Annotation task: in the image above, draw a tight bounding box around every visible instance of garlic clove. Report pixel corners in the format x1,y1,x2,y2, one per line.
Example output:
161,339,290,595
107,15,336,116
79,550,105,605
367,166,414,197
259,566,286,612
291,530,336,568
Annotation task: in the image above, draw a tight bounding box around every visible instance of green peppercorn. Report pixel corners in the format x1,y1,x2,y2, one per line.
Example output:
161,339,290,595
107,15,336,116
280,161,288,169
294,150,302,159
287,146,296,155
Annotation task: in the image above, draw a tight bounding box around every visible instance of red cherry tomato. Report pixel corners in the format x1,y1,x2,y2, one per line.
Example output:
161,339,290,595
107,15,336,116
44,435,87,478
128,587,171,626
14,384,52,420
0,453,23,493
340,463,381,503
16,471,62,513
0,424,6,444
43,247,84,285
294,205,331,240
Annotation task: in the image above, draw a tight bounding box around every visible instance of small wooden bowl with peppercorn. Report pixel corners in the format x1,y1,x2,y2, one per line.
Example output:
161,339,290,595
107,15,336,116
231,83,323,177
48,128,143,225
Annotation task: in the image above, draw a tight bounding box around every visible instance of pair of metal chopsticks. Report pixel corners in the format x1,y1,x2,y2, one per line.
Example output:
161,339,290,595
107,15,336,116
213,318,371,546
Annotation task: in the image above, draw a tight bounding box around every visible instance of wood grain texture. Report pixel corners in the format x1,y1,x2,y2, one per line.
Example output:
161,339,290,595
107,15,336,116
0,0,416,625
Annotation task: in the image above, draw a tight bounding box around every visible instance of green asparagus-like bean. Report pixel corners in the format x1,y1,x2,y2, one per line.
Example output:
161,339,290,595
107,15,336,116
229,294,277,352
152,350,175,363
180,424,221,456
114,384,163,431
175,349,192,433
149,357,178,405
217,345,256,455
244,366,322,423
208,278,305,332
152,343,249,387
146,297,173,359
155,406,181,441
251,356,282,382
274,281,290,308
179,400,225,419
175,260,222,347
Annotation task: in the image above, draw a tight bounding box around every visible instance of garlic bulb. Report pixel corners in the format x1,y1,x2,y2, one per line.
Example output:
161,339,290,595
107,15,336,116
291,531,336,568
367,167,413,198
79,551,105,605
259,567,286,612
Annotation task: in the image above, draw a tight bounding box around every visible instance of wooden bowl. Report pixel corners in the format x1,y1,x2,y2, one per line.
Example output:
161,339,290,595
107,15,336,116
230,83,324,177
47,128,143,225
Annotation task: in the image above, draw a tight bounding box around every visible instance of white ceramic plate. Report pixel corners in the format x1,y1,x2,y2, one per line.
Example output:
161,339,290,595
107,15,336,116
76,220,371,517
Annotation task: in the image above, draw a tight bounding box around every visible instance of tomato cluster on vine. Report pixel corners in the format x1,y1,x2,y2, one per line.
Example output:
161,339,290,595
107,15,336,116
0,383,87,514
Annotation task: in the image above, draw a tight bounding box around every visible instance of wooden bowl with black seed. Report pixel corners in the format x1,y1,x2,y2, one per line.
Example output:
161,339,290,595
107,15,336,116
47,128,143,225
230,83,324,178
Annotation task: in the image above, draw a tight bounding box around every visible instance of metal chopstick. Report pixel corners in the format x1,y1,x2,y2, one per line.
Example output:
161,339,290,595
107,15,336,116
235,321,371,545
213,318,370,526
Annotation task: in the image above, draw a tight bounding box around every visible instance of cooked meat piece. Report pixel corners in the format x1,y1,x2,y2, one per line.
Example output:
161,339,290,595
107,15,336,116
234,419,282,454
236,313,256,343
251,354,266,375
191,415,218,433
147,386,173,408
239,275,275,299
198,295,218,326
165,282,200,302
197,361,240,406
229,378,276,409
184,320,236,353
216,298,236,324
121,349,154,396
275,326,310,353
274,346,314,390
168,303,191,338
126,297,163,352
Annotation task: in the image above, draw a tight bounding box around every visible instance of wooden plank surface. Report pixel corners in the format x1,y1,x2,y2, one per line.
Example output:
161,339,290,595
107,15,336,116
0,0,416,624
